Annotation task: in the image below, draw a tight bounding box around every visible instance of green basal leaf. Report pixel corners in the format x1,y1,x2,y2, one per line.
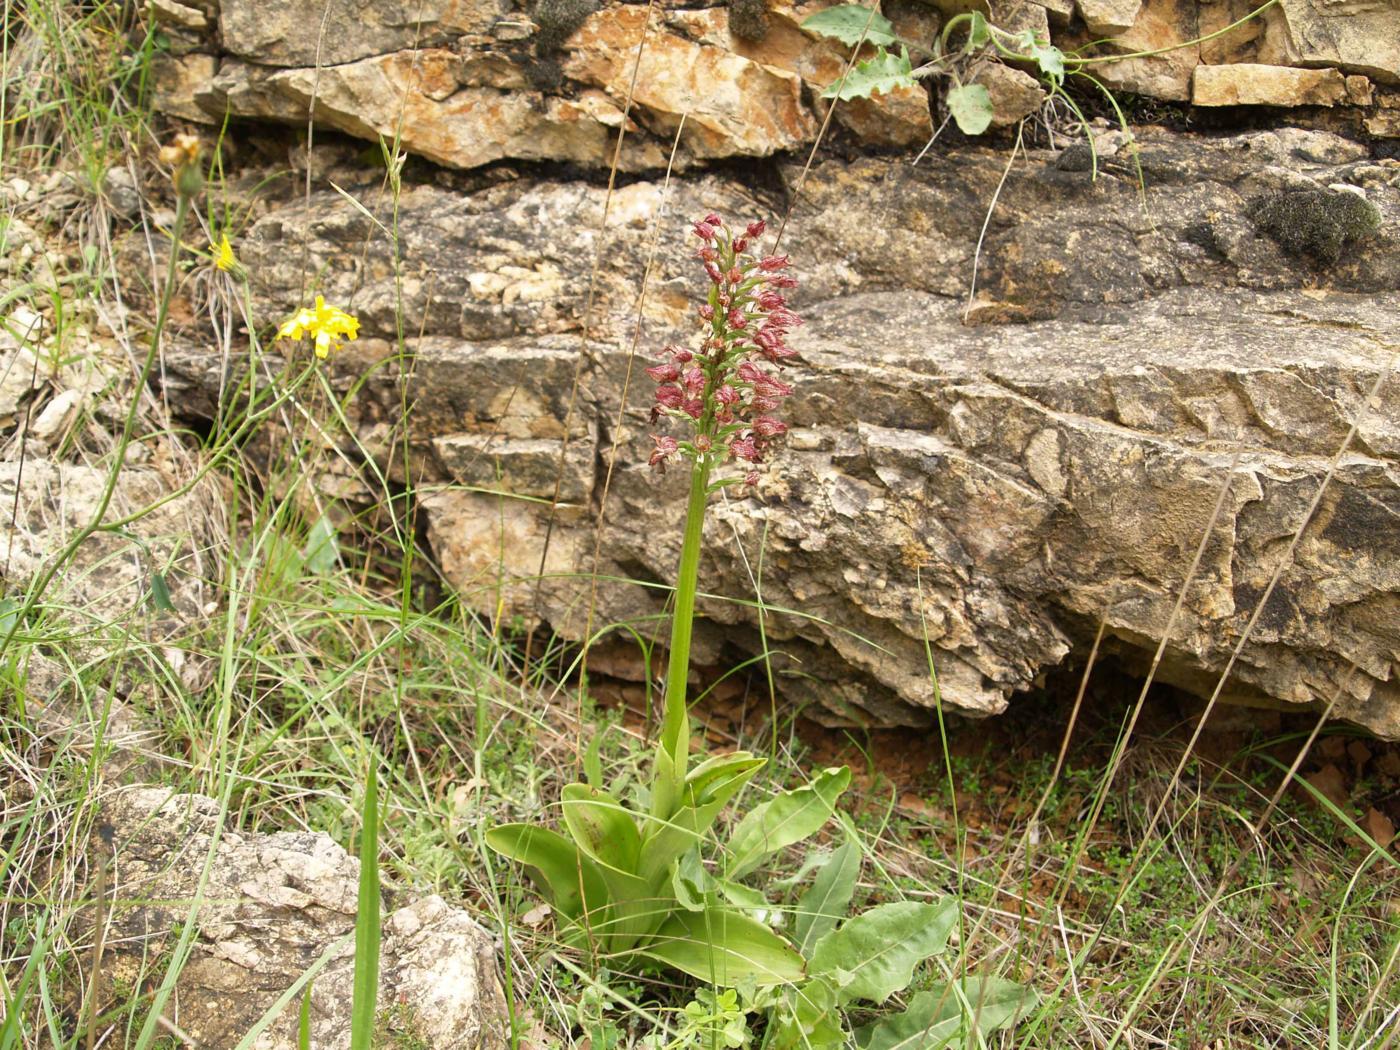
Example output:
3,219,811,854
947,83,994,136
800,4,898,47
639,754,765,887
821,46,915,101
672,848,711,912
808,898,958,1005
765,979,845,1050
727,766,851,880
561,783,641,873
302,512,339,576
150,571,177,612
644,907,805,987
856,976,1038,1050
794,829,861,956
485,823,610,927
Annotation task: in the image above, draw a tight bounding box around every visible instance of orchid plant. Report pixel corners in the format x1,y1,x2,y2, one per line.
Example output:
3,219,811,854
487,215,844,988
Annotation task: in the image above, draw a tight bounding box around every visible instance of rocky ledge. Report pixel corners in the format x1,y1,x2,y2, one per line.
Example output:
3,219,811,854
157,126,1400,738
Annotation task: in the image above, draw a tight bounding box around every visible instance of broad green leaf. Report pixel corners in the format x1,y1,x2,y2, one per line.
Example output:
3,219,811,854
485,823,609,926
303,513,339,576
0,598,20,640
795,833,861,955
800,4,897,47
644,907,804,987
349,763,380,1050
716,878,771,916
727,766,851,879
583,732,604,789
560,784,651,946
808,898,958,1005
1032,42,1065,82
857,976,1038,1050
640,754,765,887
765,979,845,1050
672,848,711,912
150,572,177,612
821,46,915,101
561,784,640,873
965,11,992,50
947,83,994,135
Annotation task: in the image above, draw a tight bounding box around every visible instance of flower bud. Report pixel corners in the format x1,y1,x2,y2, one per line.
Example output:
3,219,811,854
744,470,761,487
732,237,748,254
703,212,723,227
655,385,683,409
692,220,716,241
697,304,715,321
646,363,681,383
682,398,704,419
725,267,743,285
758,254,790,272
752,416,787,438
705,262,723,285
715,385,740,406
730,435,760,461
726,307,748,330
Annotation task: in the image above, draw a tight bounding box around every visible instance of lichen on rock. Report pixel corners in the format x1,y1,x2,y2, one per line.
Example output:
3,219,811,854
728,0,771,41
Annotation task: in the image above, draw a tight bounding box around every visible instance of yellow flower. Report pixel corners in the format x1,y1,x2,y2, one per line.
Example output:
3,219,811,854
276,295,360,359
211,233,237,272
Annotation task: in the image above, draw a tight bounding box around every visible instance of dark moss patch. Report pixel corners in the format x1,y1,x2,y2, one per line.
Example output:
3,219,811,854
1247,187,1381,267
532,0,599,53
728,0,770,41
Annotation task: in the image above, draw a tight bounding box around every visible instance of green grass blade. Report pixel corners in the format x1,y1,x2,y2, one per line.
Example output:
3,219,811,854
350,761,381,1050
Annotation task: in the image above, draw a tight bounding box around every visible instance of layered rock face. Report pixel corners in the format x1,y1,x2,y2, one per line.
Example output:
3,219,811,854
160,126,1400,738
151,0,1400,159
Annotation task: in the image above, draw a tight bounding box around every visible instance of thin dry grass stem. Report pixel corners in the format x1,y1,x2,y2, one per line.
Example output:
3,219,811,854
1028,446,1245,958
957,616,1103,964
569,116,688,746
1106,663,1360,1048
522,0,659,698
1126,345,1399,857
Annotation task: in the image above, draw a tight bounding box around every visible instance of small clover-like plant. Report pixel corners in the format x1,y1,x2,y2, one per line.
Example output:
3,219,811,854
487,215,848,988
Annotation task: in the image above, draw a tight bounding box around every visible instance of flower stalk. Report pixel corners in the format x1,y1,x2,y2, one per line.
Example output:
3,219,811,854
647,213,801,816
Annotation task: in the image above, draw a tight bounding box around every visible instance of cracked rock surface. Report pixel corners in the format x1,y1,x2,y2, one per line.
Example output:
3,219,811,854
161,126,1400,738
95,786,509,1049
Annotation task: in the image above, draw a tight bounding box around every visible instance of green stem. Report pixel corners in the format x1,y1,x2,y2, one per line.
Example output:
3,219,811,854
659,454,712,779
0,188,191,656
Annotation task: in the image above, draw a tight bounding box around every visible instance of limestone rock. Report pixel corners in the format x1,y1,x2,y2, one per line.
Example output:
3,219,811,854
1276,0,1400,84
219,0,505,67
1067,0,1199,102
95,785,509,1049
564,4,816,159
976,62,1046,127
160,128,1400,739
1193,63,1350,107
1076,0,1142,35
0,459,217,630
178,0,929,166
150,53,219,123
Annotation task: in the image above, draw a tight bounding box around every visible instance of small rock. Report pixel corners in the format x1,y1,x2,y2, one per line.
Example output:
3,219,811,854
976,63,1046,128
148,0,208,29
1193,64,1349,108
1077,0,1142,35
101,165,140,218
0,345,40,418
30,389,82,444
7,304,44,343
